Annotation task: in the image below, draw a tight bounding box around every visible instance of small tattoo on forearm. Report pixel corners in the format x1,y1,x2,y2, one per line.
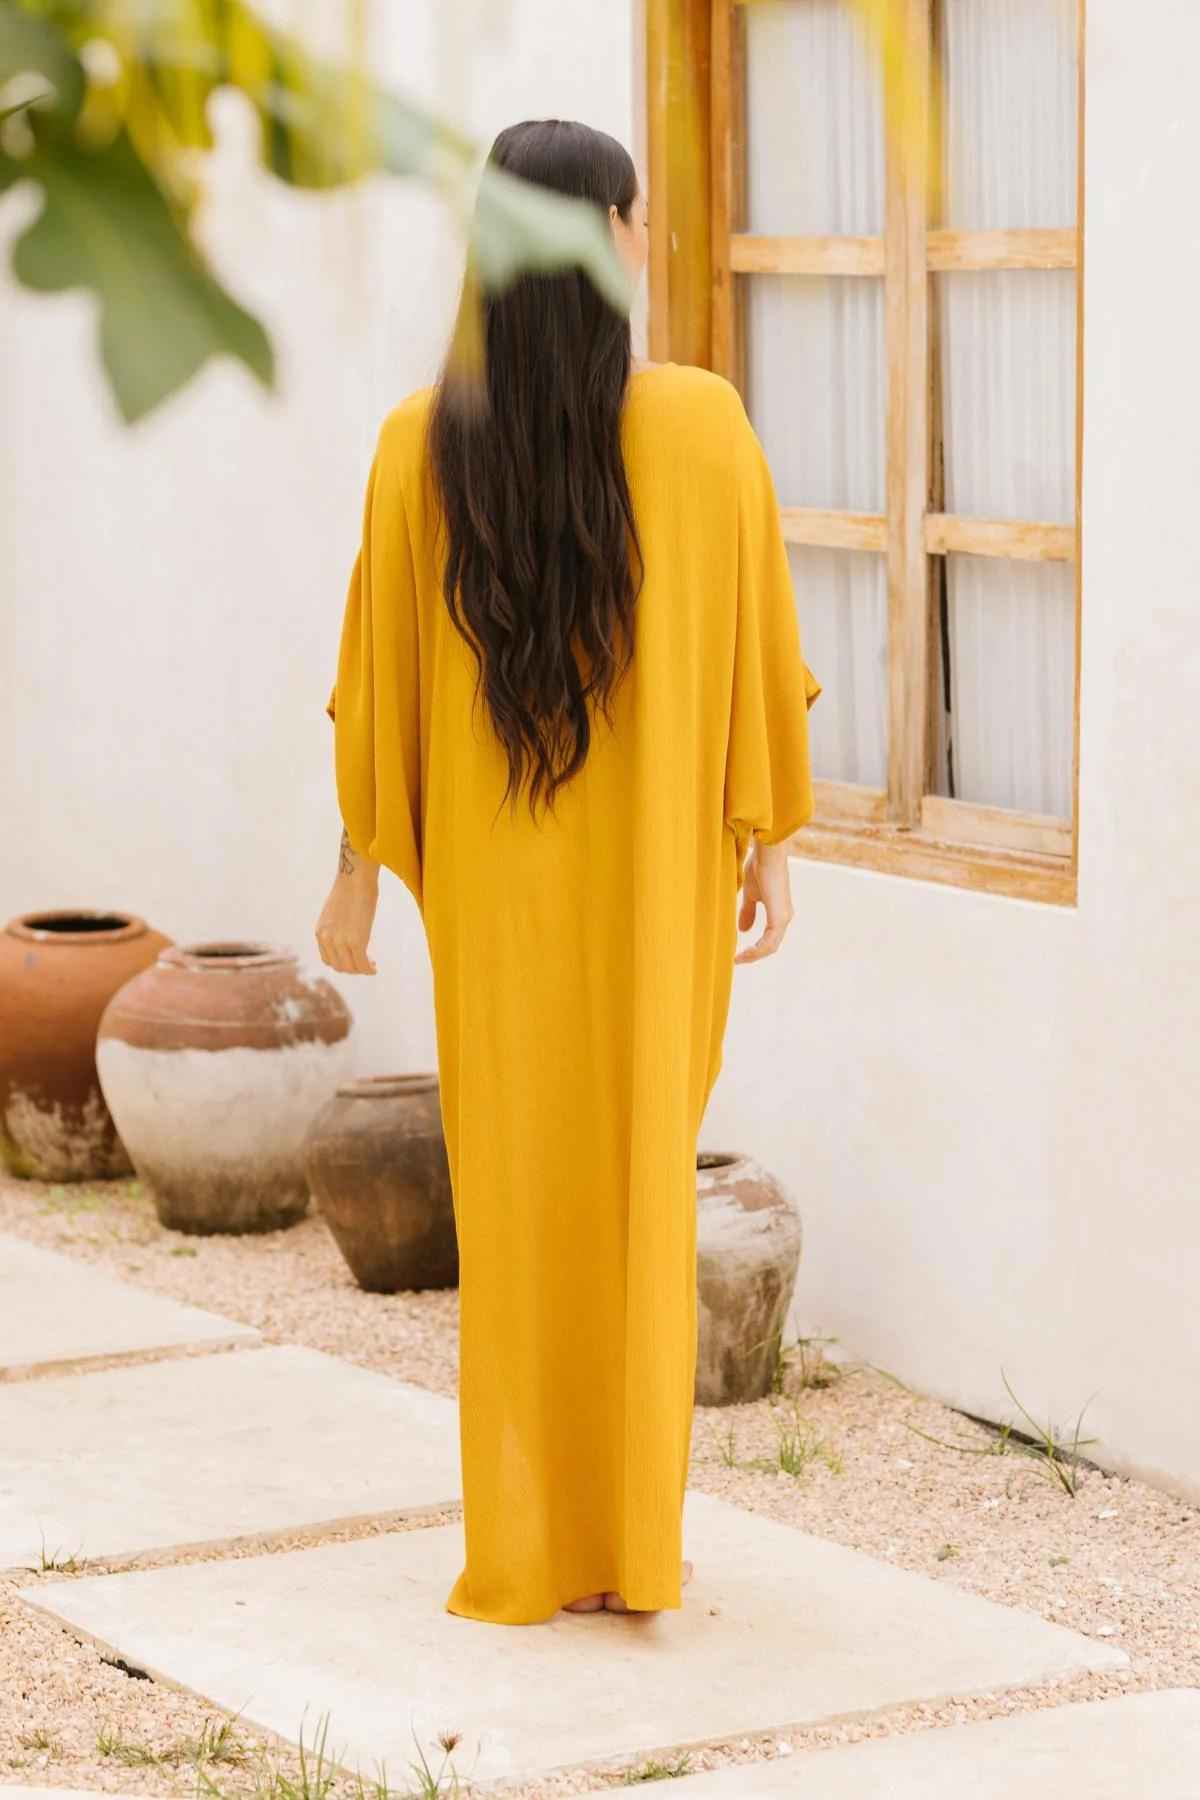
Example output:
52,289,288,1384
338,827,356,876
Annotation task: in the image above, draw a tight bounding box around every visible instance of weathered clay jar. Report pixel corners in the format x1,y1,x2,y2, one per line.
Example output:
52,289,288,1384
695,1151,803,1406
304,1073,458,1292
0,909,173,1180
96,941,353,1234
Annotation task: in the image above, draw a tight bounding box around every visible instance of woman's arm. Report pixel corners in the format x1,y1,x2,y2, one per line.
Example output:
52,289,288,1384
735,837,794,964
315,827,380,975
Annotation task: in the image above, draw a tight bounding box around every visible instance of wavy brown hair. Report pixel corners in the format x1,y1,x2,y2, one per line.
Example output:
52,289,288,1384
427,119,645,821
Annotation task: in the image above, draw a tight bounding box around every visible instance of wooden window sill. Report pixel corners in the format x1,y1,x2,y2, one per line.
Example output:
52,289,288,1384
788,815,1078,907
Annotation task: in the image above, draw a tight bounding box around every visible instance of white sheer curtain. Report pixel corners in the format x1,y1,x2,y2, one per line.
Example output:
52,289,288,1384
937,0,1078,817
743,1,887,788
743,0,1077,817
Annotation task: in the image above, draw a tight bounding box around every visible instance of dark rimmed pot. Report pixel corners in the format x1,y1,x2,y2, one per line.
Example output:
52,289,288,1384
96,940,353,1234
695,1150,803,1406
0,908,173,1180
304,1073,458,1292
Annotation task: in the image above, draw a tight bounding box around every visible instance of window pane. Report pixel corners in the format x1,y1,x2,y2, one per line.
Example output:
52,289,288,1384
939,269,1076,523
941,0,1078,230
744,0,884,235
744,276,886,513
932,556,1075,816
789,547,888,789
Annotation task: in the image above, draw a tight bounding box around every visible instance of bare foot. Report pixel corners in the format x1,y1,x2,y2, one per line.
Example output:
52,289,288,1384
562,1591,607,1612
603,1559,693,1613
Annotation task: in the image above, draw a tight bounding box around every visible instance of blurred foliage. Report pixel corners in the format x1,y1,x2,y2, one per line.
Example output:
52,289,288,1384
0,0,632,422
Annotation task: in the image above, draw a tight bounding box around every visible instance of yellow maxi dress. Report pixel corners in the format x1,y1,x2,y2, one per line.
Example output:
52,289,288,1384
326,362,821,1626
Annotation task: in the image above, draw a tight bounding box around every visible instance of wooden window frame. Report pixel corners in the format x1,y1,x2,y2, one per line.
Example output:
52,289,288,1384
646,0,1085,907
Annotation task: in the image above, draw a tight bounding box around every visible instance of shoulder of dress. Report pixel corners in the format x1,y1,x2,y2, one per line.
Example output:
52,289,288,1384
633,361,751,447
375,386,436,466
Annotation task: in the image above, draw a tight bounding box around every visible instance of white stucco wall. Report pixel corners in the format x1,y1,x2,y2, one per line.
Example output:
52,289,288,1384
705,0,1200,1501
3,1,1196,1498
0,0,635,1078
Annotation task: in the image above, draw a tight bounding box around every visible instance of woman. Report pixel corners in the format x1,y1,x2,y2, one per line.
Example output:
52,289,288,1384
316,119,821,1626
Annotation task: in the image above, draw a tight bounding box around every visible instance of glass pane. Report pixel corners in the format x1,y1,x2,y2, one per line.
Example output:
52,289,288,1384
938,269,1076,522
745,276,886,513
790,547,888,790
940,0,1078,230
744,0,884,235
932,556,1075,816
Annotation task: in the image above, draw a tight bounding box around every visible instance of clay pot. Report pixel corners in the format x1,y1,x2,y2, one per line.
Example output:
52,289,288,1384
695,1150,803,1407
304,1073,458,1292
0,909,173,1180
96,940,353,1234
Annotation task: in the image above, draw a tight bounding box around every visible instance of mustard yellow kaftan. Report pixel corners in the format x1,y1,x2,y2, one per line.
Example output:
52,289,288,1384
326,363,821,1626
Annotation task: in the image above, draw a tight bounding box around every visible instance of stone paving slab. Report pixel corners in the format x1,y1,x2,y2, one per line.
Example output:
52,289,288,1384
663,1688,1200,1797
1,1345,460,1571
0,1235,260,1377
19,1489,1128,1789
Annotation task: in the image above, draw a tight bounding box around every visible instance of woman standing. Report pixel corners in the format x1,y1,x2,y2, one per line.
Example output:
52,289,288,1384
316,119,821,1626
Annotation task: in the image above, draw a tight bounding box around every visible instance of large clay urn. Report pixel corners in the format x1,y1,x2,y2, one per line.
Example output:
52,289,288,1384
695,1151,803,1407
304,1073,458,1292
0,909,173,1180
96,941,353,1234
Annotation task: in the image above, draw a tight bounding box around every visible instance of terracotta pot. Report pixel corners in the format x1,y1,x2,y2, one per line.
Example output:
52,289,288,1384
304,1073,458,1292
695,1150,804,1407
0,909,173,1180
96,940,353,1234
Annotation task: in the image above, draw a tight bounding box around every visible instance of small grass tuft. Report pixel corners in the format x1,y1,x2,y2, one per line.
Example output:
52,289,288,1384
745,1402,842,1479
19,1728,61,1753
625,1752,694,1782
22,1527,84,1574
714,1420,740,1467
905,1367,1099,1497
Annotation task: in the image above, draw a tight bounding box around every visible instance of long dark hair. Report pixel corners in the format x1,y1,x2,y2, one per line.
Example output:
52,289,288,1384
427,119,645,821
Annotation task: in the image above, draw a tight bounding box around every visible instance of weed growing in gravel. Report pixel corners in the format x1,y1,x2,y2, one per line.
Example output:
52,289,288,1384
771,1333,844,1395
196,1711,470,1800
625,1751,694,1781
743,1402,843,1479
37,1184,107,1216
715,1420,739,1467
905,1368,1099,1496
18,1728,61,1753
98,1715,248,1770
21,1527,83,1574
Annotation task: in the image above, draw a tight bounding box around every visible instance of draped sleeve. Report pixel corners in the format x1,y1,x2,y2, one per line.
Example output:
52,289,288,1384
723,392,823,886
325,422,423,910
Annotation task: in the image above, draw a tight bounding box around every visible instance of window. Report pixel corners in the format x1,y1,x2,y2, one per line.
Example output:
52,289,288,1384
646,0,1084,904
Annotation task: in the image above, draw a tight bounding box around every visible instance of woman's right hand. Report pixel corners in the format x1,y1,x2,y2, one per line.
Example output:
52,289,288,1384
734,838,794,964
315,830,380,975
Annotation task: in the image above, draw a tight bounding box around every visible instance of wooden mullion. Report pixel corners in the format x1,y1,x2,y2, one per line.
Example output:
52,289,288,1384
925,514,1076,562
731,234,885,276
729,227,1075,278
884,0,932,828
780,507,887,553
645,0,713,367
710,0,737,380
927,227,1076,271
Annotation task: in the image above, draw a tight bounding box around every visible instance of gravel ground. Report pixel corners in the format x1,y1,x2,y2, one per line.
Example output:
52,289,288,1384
2,1172,1197,1800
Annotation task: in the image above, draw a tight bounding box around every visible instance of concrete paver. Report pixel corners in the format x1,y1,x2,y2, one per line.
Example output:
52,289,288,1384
19,1488,1128,1788
658,1688,1200,1796
1,1345,460,1570
0,1235,259,1378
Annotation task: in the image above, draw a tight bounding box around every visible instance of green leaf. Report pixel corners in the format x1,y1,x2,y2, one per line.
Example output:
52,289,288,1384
0,3,85,129
10,127,273,423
